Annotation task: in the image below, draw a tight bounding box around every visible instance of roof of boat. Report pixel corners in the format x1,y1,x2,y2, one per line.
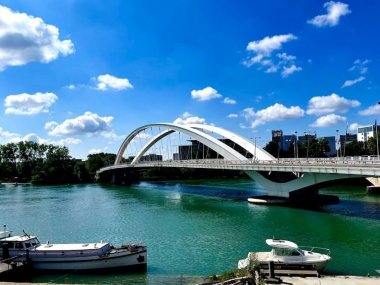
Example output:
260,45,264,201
0,231,12,239
35,242,109,251
0,235,38,242
266,239,298,249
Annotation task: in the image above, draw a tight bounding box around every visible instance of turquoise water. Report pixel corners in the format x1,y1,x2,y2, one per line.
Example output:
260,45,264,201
1,180,380,284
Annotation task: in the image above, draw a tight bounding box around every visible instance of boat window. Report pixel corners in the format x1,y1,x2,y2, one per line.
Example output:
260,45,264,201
24,242,31,248
274,248,302,256
7,242,15,248
15,242,23,249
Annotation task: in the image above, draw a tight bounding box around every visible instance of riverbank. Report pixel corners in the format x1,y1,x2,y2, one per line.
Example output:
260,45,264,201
270,275,380,285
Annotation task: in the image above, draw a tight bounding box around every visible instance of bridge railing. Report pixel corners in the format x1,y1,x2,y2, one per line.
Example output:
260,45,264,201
97,156,380,173
120,156,380,167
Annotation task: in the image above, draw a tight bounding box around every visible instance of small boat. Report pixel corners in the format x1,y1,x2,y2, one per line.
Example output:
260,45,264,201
0,229,147,271
238,239,331,273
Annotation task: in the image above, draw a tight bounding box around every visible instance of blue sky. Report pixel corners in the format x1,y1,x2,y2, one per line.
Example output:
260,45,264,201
0,0,379,158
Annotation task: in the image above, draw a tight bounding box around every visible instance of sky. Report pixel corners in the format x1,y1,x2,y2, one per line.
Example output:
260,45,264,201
0,0,379,159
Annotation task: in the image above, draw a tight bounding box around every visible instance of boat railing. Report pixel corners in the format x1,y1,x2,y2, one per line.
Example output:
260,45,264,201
299,246,331,256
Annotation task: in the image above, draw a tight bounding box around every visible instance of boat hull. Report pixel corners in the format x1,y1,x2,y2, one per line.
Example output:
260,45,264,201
30,249,147,271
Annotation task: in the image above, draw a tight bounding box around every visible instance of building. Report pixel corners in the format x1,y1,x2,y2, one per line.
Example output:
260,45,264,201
357,125,380,142
297,133,317,146
321,136,336,156
271,130,283,143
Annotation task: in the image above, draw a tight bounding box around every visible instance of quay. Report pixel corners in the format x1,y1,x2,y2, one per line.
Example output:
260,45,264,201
270,276,380,285
199,275,380,285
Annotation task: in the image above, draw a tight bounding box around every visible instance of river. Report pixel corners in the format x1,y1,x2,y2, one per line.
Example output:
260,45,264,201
1,179,380,284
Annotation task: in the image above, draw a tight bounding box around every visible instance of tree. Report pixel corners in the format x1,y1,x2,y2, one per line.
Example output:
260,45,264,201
86,153,117,181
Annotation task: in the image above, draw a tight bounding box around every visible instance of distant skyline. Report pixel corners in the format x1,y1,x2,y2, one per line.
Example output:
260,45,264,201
0,0,379,158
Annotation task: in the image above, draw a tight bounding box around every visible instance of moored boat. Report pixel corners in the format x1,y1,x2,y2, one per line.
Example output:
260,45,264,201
0,230,147,271
238,238,331,273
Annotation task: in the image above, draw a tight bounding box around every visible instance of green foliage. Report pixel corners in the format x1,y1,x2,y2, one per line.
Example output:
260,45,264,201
0,142,116,184
207,253,260,283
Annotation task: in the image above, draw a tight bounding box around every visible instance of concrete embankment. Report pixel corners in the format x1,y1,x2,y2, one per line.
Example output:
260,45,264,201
276,276,380,285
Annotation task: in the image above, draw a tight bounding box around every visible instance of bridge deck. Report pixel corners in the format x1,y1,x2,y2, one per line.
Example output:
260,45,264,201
98,158,380,177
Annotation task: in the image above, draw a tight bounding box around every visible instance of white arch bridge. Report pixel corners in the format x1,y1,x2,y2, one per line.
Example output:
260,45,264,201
97,123,380,199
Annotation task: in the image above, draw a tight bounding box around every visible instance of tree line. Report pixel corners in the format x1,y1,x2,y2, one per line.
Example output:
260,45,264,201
0,141,115,184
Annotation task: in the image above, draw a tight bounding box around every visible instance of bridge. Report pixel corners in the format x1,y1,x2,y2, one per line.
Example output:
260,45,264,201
97,123,380,199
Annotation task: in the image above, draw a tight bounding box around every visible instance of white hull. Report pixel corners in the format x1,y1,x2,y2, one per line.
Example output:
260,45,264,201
30,250,147,271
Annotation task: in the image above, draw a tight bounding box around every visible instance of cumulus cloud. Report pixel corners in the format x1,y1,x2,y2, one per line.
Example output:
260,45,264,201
48,112,113,136
245,34,297,59
4,92,58,115
243,34,300,77
359,104,380,116
0,5,74,71
227,113,238,118
281,64,302,77
0,130,81,145
88,148,106,155
306,93,360,116
173,112,206,125
223,97,236,105
308,1,351,27
96,74,133,91
0,127,20,139
341,76,365,88
310,114,346,127
348,123,363,132
243,103,305,128
191,86,222,101
349,59,370,74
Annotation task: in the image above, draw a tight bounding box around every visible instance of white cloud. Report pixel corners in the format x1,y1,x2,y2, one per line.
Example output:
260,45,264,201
1,131,81,146
48,112,113,136
359,104,380,116
341,76,365,88
349,59,370,74
246,34,297,57
306,93,360,116
191,86,222,101
96,74,133,91
88,148,104,155
44,121,58,130
277,53,296,62
348,123,362,132
244,103,305,128
243,34,300,77
281,64,302,77
4,92,58,115
173,112,206,125
308,1,351,27
0,5,74,71
227,113,238,118
0,127,19,139
66,84,76,90
223,97,236,104
310,114,346,127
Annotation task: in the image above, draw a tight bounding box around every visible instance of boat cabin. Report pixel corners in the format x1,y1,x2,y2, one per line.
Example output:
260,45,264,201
0,235,40,259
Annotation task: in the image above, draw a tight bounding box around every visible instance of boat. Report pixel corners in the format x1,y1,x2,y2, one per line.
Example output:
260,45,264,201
238,239,331,273
0,229,147,271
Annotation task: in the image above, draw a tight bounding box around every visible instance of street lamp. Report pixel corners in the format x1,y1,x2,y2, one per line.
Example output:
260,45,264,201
294,131,298,159
336,129,339,159
304,132,310,160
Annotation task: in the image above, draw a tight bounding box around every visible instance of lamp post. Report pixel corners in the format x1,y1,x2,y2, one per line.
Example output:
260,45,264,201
294,131,298,159
336,129,339,160
304,132,310,160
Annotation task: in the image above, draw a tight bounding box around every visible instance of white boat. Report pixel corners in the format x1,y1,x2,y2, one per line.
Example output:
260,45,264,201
238,239,331,273
0,230,147,271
